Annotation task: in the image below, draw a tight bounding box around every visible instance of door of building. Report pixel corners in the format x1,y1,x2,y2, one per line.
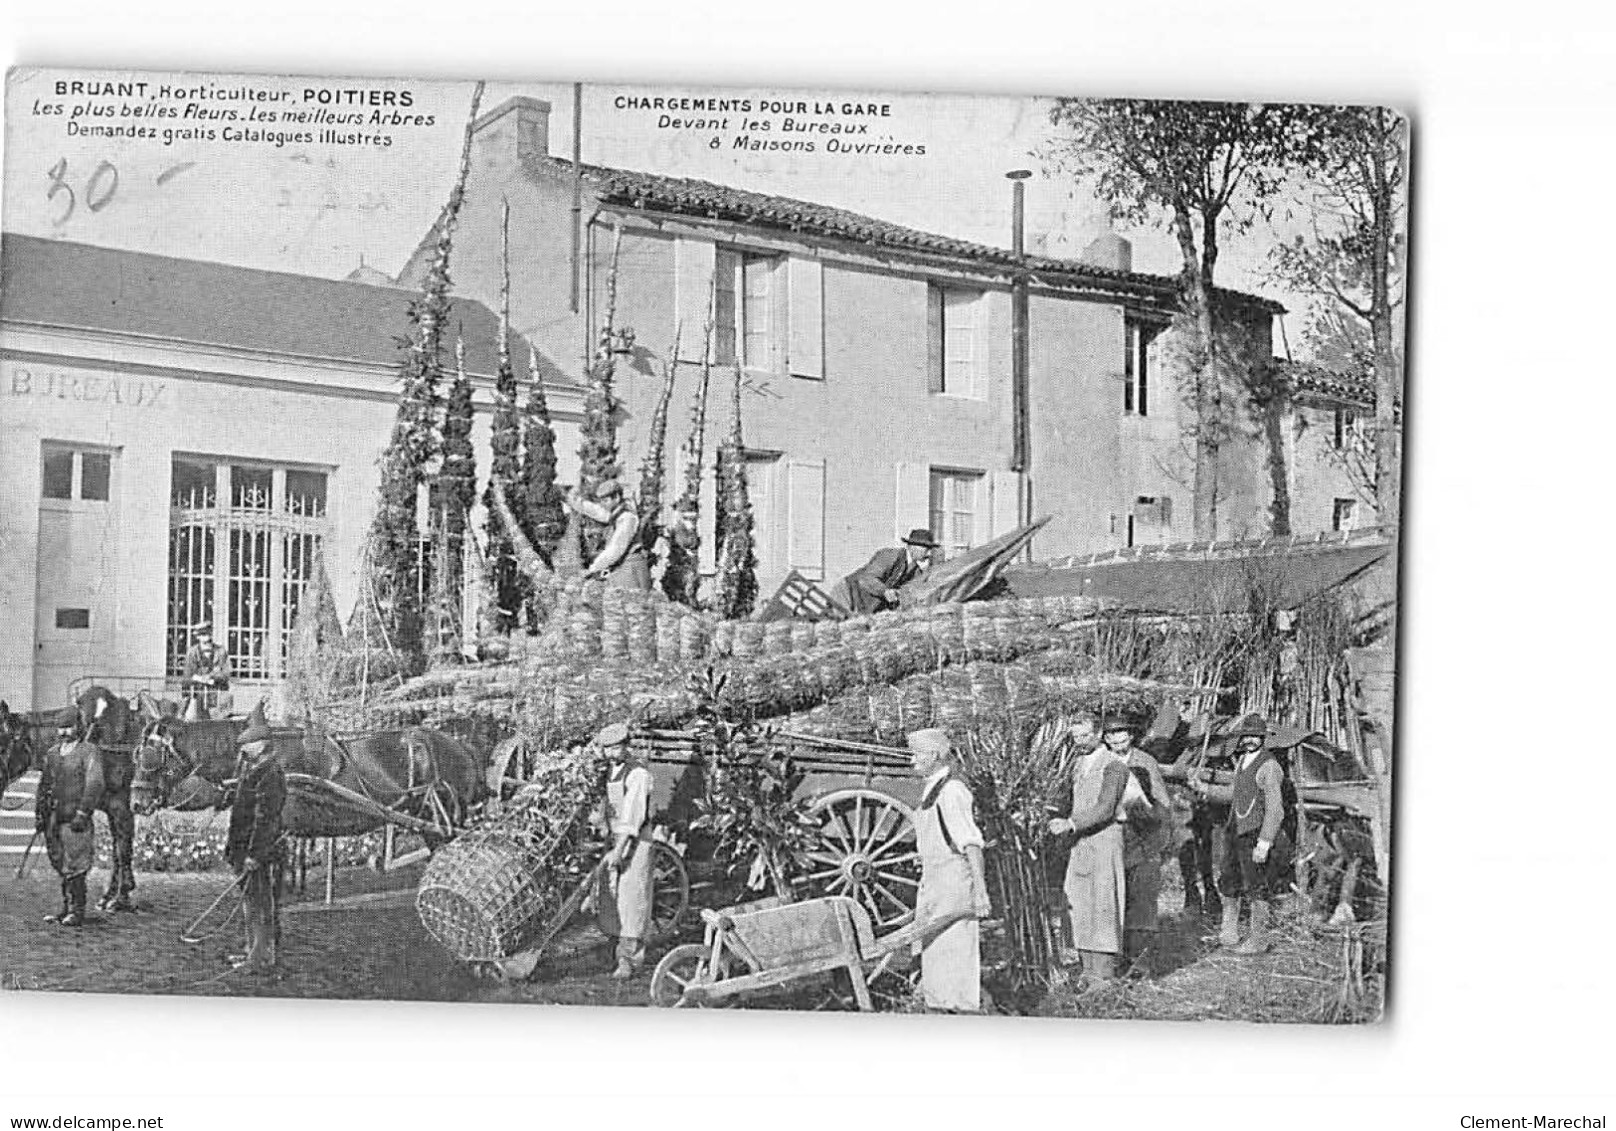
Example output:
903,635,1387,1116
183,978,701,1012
32,444,119,711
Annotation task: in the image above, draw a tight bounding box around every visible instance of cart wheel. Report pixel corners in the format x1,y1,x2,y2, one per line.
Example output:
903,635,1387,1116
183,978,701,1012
650,841,691,941
805,789,919,931
649,943,729,1008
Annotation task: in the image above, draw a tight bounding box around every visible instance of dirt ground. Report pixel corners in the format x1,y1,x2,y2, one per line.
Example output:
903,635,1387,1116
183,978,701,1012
1,858,1381,1020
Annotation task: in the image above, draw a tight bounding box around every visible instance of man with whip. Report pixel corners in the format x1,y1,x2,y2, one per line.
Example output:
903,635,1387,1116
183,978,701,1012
225,706,286,973
34,707,105,928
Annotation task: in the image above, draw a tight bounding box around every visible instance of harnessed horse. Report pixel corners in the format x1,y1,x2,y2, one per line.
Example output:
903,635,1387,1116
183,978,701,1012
132,716,485,847
0,701,41,800
72,686,145,912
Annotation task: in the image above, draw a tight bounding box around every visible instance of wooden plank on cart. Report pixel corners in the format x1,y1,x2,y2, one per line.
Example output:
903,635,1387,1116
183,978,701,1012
757,570,846,622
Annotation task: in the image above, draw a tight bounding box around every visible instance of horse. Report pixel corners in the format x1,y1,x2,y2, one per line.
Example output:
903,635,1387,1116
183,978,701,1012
132,715,486,847
1,700,43,798
72,685,146,912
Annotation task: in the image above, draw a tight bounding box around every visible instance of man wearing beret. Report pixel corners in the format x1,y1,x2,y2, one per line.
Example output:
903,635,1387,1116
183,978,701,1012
225,704,286,973
908,728,992,1012
1191,713,1298,954
593,722,656,979
831,528,940,616
35,707,104,928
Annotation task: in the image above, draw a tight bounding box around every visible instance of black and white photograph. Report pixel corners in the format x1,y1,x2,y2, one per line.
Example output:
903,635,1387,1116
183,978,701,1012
0,68,1405,1025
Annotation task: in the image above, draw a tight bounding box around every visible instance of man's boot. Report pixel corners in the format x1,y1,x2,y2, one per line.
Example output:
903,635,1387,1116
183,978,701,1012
1233,900,1272,955
60,875,87,928
1218,898,1242,948
1181,880,1204,920
43,879,69,924
1204,887,1223,922
610,936,640,980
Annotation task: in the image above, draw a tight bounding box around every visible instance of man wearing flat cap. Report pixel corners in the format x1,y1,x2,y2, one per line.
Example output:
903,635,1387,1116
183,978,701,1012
593,722,656,979
907,728,992,1012
35,707,104,928
1191,713,1297,954
565,479,651,591
225,704,286,973
182,622,231,718
831,528,940,616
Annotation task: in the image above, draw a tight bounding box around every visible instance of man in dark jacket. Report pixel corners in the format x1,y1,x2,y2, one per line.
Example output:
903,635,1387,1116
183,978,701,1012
225,706,286,973
831,528,940,615
1191,713,1298,955
35,707,104,928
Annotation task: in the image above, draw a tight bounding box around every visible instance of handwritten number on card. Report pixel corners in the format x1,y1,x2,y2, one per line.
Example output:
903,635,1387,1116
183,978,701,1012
46,158,75,225
45,158,121,225
86,161,118,212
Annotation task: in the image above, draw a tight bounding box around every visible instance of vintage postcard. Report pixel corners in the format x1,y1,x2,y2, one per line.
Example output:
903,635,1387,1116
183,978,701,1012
0,68,1403,1022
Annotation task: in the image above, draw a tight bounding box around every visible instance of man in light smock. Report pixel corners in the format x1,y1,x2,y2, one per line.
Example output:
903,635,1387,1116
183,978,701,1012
908,728,992,1013
594,722,656,978
1049,721,1132,984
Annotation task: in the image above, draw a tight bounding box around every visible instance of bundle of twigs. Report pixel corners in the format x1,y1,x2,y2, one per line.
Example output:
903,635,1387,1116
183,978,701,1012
955,714,1085,989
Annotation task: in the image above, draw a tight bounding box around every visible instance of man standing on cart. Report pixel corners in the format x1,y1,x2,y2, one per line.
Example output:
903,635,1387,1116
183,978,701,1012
594,722,655,979
907,728,992,1012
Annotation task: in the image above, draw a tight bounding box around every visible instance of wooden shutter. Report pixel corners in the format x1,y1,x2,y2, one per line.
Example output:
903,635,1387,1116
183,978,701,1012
787,256,824,380
943,289,977,396
893,462,931,543
675,237,716,363
926,285,943,394
987,470,1020,538
787,458,826,579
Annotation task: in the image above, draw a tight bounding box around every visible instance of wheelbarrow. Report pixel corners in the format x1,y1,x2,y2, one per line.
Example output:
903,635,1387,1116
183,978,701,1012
647,892,969,1010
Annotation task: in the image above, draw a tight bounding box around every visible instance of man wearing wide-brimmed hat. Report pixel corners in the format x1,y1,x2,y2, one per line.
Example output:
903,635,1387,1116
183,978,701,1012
566,478,651,591
35,707,104,928
831,528,940,616
1191,712,1297,955
225,704,286,973
907,728,991,1012
591,722,656,978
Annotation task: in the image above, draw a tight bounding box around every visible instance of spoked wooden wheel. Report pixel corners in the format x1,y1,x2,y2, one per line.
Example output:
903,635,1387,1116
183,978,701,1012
650,841,691,941
804,789,919,930
648,943,731,1008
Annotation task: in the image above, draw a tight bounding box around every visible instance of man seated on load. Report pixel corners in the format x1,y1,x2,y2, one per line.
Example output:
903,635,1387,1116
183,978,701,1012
827,528,940,616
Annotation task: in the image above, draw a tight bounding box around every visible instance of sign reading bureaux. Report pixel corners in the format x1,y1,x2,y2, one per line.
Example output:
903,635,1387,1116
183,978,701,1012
5,362,167,408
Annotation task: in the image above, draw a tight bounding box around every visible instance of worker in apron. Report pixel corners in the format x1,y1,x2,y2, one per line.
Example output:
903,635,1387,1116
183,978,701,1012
593,722,656,978
907,728,992,1013
1050,723,1133,985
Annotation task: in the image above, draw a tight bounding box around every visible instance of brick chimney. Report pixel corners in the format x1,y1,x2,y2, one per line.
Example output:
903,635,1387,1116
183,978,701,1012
471,96,552,163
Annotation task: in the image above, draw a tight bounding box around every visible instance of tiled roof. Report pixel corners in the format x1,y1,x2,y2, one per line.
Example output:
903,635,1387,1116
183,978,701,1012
526,157,1285,315
0,233,574,386
1003,528,1394,613
1269,358,1377,407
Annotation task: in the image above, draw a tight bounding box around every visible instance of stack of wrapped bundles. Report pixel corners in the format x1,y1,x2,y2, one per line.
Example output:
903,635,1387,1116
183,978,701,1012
369,580,1107,746
416,749,605,962
774,660,1176,746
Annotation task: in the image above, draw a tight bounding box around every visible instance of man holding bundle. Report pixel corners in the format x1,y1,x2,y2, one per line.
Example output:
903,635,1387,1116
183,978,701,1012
907,728,992,1012
1106,718,1173,977
593,722,655,979
35,708,104,929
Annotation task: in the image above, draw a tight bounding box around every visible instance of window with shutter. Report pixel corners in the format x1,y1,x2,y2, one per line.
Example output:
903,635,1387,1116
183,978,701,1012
928,284,985,398
787,257,825,380
928,468,983,558
787,458,826,579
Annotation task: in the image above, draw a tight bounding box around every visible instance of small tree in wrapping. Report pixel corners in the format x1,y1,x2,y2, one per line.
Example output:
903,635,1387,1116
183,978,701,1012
634,327,682,567
577,227,626,563
520,342,566,630
285,545,344,722
483,199,523,634
363,80,485,668
712,365,758,619
661,283,718,607
429,334,477,660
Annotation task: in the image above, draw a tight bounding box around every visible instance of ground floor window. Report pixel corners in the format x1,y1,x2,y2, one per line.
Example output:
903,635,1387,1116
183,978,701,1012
1332,497,1358,533
166,457,329,681
929,468,982,558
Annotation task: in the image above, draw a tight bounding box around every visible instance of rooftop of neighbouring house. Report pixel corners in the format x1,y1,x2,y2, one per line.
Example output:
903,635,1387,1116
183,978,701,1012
0,233,574,385
1269,358,1378,407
